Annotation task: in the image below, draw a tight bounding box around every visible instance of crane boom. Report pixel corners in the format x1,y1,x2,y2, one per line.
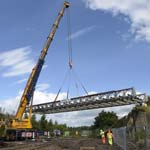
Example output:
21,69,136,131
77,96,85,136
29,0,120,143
9,1,70,129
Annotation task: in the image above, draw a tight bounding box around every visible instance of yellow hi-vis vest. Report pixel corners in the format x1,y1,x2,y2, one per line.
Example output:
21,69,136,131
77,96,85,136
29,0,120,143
107,132,113,139
100,131,105,138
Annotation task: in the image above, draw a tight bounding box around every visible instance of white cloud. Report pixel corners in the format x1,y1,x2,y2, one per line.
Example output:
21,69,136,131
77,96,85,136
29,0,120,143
0,46,35,77
14,78,28,85
70,26,96,39
36,83,50,92
0,94,21,115
33,91,67,105
83,0,150,42
88,91,97,95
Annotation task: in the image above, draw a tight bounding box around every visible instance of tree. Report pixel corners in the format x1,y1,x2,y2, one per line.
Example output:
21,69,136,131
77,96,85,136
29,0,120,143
39,114,48,130
54,120,58,126
47,119,53,131
48,119,53,126
0,124,5,137
93,110,118,129
115,116,127,128
31,114,39,129
55,124,67,132
147,96,150,105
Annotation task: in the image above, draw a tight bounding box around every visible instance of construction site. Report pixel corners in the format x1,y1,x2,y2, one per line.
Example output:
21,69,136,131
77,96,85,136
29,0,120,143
0,0,150,150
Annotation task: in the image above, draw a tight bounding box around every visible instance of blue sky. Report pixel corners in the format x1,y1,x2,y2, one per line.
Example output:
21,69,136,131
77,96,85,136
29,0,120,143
0,0,150,126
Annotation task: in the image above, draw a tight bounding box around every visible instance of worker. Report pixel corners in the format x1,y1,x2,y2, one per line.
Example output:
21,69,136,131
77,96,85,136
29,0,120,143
100,129,106,144
142,103,147,108
75,130,79,136
107,129,113,146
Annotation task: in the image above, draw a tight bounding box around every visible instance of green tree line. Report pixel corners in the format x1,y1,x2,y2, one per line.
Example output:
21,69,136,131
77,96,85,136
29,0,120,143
31,114,68,132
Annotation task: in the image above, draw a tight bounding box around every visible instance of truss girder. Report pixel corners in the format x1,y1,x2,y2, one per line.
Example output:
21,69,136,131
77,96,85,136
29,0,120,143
30,88,147,114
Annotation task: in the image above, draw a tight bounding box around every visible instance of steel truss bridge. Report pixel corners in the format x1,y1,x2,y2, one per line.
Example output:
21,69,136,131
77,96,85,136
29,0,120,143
30,88,147,114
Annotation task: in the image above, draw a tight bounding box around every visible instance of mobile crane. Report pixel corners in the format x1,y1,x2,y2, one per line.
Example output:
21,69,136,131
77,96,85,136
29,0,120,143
3,1,69,139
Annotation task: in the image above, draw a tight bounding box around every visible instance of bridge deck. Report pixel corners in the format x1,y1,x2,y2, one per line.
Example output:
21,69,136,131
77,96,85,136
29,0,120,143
30,88,147,114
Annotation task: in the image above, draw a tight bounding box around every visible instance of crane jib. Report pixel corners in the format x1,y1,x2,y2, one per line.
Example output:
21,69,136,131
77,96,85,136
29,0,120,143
26,58,44,104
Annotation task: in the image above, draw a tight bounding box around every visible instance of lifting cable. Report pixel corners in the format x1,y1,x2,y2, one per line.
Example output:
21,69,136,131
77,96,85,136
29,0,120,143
53,69,70,102
66,7,73,70
66,7,89,96
53,6,88,102
72,69,89,95
66,70,71,99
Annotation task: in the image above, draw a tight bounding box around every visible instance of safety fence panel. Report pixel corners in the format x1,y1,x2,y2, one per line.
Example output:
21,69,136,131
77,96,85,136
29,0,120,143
126,126,150,150
113,126,150,150
112,127,127,150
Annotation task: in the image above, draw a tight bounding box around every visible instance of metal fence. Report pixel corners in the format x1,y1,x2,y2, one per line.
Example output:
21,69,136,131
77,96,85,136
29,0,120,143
112,127,127,150
113,126,150,150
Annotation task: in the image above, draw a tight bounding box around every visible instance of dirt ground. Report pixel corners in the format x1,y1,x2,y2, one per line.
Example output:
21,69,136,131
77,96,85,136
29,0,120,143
1,138,122,150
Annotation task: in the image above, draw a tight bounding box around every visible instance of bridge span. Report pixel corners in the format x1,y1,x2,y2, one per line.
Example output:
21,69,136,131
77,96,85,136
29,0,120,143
30,87,147,114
